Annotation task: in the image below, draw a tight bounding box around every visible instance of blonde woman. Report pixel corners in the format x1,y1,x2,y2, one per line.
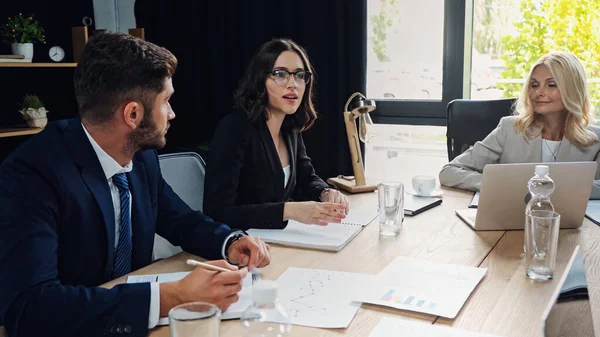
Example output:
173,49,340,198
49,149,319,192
439,51,600,198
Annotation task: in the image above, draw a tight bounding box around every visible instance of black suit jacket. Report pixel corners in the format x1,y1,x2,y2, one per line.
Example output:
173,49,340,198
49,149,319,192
0,119,233,337
204,111,330,230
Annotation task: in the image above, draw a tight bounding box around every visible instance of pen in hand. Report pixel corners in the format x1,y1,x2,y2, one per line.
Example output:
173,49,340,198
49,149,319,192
186,259,236,272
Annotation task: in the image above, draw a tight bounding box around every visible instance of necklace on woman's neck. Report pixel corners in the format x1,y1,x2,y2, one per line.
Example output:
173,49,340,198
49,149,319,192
544,139,562,162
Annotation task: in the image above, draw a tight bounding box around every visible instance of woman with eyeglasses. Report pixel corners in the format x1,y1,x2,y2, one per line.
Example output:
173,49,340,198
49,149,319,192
204,38,349,230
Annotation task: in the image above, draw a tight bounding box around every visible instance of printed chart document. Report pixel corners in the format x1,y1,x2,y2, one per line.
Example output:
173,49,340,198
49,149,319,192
247,210,377,252
276,267,374,328
368,317,504,337
358,256,487,318
127,271,253,325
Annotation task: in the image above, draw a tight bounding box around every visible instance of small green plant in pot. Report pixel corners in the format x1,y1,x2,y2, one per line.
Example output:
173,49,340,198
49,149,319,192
1,13,46,60
20,94,48,128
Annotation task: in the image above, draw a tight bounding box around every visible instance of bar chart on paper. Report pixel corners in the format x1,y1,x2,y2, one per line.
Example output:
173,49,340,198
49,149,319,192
380,289,437,312
358,256,487,318
276,267,374,328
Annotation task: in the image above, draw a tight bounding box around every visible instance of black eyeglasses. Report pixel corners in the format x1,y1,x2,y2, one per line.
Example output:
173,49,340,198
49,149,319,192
266,69,312,86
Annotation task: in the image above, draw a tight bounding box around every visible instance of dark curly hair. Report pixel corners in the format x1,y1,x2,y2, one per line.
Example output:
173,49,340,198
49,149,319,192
234,38,317,131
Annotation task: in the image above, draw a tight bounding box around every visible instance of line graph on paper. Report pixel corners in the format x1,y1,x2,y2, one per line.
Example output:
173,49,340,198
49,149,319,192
275,267,372,328
287,272,332,318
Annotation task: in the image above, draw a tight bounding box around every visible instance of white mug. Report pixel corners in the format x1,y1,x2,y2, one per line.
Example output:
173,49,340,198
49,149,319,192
412,175,436,196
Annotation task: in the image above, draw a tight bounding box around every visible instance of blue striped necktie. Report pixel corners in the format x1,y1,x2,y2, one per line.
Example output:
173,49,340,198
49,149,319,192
112,172,132,278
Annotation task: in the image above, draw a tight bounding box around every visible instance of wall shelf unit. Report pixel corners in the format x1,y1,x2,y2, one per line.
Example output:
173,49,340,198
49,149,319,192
0,63,77,67
0,127,44,138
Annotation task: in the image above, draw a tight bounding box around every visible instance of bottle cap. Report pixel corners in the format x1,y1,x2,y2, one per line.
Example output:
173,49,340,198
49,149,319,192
252,280,278,305
535,165,549,176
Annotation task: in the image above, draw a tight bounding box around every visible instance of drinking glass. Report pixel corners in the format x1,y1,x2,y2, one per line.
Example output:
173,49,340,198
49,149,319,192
525,211,560,280
169,302,221,337
378,182,404,236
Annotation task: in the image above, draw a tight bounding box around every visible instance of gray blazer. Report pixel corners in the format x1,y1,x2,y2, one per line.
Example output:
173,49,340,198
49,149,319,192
439,116,600,198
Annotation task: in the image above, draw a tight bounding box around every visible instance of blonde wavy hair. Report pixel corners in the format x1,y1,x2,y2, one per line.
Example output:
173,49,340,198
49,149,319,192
514,51,597,147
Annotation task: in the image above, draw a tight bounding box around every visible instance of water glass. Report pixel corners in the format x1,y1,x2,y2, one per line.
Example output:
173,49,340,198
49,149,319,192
524,211,560,280
378,182,404,236
169,302,221,337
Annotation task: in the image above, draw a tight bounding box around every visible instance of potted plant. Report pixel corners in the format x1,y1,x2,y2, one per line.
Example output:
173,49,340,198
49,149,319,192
20,94,48,128
1,13,46,60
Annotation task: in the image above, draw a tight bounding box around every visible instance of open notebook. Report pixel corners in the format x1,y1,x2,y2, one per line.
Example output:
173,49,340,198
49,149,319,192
247,210,377,252
127,272,253,325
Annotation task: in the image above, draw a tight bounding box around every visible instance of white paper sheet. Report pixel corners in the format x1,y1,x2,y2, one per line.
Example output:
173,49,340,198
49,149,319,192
276,267,374,328
358,257,487,318
127,271,253,324
369,317,504,337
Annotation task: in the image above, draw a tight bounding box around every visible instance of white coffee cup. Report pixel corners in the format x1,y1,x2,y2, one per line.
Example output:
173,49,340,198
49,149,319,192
412,175,437,196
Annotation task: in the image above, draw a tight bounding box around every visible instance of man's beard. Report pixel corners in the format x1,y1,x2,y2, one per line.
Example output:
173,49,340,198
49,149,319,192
126,105,166,154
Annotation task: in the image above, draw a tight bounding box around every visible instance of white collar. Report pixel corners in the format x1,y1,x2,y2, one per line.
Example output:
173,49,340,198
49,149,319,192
82,123,133,180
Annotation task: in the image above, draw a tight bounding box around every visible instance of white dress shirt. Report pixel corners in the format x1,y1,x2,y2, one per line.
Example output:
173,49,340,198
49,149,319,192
83,124,242,328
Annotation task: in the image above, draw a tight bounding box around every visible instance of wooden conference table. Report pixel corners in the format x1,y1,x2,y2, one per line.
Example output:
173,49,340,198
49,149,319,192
100,155,600,337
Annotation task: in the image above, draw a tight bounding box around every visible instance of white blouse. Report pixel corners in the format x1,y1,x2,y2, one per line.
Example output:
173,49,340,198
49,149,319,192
283,165,291,187
542,139,561,162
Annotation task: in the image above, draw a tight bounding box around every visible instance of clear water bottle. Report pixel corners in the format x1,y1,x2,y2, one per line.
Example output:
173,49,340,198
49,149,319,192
525,165,555,216
524,165,556,269
240,280,292,337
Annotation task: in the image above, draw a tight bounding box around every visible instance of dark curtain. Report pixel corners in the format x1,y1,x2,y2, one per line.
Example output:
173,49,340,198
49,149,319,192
135,0,366,179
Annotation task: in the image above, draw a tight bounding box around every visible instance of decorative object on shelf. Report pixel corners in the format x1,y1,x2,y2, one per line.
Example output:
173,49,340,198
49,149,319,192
129,28,145,40
327,92,377,194
19,94,48,128
72,26,89,63
1,13,46,61
82,16,93,27
72,17,92,63
49,46,65,62
0,54,27,63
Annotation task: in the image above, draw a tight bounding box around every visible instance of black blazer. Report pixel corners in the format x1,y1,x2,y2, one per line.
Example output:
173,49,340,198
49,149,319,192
204,110,330,230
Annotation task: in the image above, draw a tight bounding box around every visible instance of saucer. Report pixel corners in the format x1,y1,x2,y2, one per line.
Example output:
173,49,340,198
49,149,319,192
406,188,443,197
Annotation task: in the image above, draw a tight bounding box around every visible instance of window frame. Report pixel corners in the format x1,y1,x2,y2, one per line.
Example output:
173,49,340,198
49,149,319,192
368,0,468,126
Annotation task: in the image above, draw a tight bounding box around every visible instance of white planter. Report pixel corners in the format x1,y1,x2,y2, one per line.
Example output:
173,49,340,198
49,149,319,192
11,43,34,60
20,108,48,128
25,117,47,128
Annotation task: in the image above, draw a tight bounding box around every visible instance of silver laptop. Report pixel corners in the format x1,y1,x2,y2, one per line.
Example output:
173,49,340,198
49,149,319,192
456,162,596,230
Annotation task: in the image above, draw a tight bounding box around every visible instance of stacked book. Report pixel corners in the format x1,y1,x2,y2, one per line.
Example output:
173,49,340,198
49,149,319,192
0,54,31,63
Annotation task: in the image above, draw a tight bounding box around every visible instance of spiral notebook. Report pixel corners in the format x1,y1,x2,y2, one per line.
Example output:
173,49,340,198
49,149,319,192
247,210,377,252
127,272,253,324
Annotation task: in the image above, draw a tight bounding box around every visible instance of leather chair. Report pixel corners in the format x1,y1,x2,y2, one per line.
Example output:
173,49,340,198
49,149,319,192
446,98,516,161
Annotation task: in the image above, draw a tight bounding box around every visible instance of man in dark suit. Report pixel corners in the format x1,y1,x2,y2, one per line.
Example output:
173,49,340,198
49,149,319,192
0,33,270,337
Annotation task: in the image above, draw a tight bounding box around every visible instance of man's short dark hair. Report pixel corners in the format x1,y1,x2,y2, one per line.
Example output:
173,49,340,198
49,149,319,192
74,32,177,124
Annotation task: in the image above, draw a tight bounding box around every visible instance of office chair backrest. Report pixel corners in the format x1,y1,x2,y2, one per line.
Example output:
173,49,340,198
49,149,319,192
446,98,516,161
159,152,206,211
153,152,206,260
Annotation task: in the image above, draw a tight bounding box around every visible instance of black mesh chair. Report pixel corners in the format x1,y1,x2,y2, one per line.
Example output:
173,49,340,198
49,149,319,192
446,98,517,161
